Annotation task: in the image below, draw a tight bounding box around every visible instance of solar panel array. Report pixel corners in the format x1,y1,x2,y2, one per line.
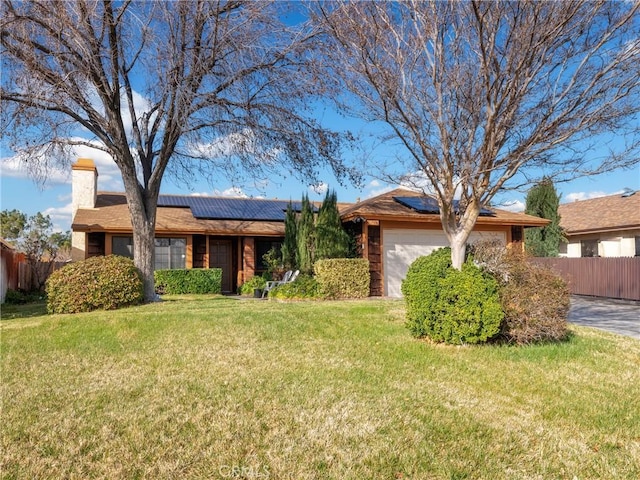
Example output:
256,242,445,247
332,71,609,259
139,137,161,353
158,195,309,221
393,196,494,216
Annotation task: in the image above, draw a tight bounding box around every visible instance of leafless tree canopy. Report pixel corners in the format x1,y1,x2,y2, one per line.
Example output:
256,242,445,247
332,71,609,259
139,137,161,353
313,0,640,267
1,0,355,300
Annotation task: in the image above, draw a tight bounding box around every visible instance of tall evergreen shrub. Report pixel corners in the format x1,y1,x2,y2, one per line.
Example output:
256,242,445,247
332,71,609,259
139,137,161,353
281,203,298,270
296,194,315,274
525,177,564,257
315,189,350,260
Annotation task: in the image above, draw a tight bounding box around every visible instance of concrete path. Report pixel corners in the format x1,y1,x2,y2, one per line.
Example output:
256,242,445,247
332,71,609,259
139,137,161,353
568,295,640,339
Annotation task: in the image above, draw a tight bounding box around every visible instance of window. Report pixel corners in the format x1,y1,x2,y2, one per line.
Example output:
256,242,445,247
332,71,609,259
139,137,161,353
111,236,186,269
112,236,133,258
581,239,598,257
155,238,186,270
255,239,283,271
511,225,523,243
635,236,640,257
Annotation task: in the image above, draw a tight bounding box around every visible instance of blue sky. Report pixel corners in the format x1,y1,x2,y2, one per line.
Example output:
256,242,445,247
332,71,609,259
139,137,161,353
1,125,638,234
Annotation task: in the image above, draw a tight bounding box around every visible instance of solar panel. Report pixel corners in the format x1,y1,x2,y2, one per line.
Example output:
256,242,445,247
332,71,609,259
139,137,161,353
393,196,494,216
158,195,312,221
393,196,440,214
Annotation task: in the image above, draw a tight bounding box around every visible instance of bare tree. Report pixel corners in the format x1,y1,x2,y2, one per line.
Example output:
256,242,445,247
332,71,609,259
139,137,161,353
1,0,354,301
312,0,640,268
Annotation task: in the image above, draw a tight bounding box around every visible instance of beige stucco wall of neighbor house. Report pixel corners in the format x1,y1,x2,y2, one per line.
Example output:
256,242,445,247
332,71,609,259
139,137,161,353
71,158,98,261
561,229,640,258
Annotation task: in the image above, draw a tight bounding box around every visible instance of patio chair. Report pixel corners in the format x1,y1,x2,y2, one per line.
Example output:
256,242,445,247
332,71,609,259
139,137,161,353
261,270,299,298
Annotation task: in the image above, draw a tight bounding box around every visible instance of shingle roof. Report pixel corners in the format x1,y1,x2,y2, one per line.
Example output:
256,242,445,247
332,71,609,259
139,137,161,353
72,193,287,236
72,187,549,235
558,191,640,234
341,188,548,227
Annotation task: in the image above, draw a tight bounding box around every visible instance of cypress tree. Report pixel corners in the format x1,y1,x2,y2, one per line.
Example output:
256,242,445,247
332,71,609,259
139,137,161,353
524,177,564,257
315,189,350,260
281,203,298,270
296,194,315,274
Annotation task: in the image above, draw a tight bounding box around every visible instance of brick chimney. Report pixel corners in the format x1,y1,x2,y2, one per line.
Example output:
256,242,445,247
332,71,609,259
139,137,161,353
72,158,98,216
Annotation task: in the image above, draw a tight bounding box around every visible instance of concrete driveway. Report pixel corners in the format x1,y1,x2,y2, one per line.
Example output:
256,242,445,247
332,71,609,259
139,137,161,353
568,295,640,339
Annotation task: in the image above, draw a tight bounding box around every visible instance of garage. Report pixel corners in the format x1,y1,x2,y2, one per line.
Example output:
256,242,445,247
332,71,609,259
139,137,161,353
383,228,506,297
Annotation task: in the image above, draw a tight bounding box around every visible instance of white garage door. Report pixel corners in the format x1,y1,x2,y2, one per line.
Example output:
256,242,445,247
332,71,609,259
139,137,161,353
383,229,506,297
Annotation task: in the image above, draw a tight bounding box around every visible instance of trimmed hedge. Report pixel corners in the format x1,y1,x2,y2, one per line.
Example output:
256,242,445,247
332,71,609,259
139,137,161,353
314,258,370,299
402,248,503,344
46,255,144,314
154,268,222,295
269,274,320,300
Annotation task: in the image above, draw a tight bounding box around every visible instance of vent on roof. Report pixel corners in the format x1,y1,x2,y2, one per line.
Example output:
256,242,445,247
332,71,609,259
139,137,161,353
621,188,636,198
393,196,494,216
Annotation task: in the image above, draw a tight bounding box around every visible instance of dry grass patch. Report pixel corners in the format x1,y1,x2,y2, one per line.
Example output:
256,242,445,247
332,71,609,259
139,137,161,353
2,296,639,479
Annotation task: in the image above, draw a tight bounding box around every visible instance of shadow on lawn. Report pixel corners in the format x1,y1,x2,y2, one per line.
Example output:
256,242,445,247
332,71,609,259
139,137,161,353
1,301,48,320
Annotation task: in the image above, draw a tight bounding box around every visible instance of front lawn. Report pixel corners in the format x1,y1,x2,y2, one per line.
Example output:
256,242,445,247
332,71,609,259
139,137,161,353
2,296,639,479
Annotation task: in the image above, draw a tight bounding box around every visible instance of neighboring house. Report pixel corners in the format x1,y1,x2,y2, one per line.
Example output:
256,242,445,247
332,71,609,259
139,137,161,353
71,159,547,296
558,191,640,258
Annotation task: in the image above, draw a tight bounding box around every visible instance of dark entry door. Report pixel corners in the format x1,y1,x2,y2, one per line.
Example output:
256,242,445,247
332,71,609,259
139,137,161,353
210,240,232,293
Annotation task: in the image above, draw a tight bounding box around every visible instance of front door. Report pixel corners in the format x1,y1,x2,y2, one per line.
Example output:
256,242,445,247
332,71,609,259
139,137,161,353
210,239,232,293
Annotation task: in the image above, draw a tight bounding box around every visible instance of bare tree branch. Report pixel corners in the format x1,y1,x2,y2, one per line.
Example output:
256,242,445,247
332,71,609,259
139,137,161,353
311,0,640,268
1,0,355,300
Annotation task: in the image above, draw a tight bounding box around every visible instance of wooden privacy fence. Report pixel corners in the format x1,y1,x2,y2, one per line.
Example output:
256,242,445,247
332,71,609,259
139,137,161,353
1,248,25,291
532,257,640,301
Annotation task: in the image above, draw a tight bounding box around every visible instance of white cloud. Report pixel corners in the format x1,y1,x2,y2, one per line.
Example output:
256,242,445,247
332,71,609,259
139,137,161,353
0,139,122,191
84,85,156,140
42,202,73,233
399,171,435,193
309,182,329,196
368,179,381,188
187,129,279,165
499,199,526,212
364,184,395,199
212,187,248,198
564,190,623,203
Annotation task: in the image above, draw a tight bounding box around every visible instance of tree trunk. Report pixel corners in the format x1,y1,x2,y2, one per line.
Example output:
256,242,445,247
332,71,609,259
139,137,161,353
129,216,155,302
441,204,481,270
449,235,467,270
122,171,159,303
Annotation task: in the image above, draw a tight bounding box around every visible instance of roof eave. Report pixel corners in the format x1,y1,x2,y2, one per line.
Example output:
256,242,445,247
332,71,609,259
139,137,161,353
564,224,640,236
341,212,549,227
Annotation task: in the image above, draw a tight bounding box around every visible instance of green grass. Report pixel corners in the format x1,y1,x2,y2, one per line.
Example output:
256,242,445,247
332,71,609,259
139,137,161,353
2,296,639,479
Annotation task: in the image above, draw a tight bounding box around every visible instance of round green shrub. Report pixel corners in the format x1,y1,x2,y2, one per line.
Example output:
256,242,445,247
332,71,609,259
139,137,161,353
46,255,144,314
402,247,503,344
431,263,503,344
269,274,321,300
401,247,453,338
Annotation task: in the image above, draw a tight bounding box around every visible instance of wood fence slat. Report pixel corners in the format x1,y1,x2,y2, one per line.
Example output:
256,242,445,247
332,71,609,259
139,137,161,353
532,257,640,301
